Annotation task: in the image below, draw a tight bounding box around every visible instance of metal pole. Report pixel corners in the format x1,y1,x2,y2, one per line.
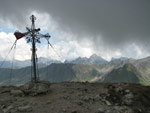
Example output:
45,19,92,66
31,15,37,82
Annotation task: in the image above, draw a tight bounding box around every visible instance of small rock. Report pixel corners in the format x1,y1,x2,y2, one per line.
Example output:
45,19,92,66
105,109,112,113
30,102,37,106
76,101,83,106
94,94,100,101
123,99,132,105
46,101,52,104
16,98,24,102
63,90,67,93
113,97,117,100
18,106,32,112
125,93,133,99
106,94,110,97
82,96,90,101
125,89,130,93
115,87,123,93
63,96,69,99
10,90,23,96
114,106,133,113
138,108,142,113
77,93,83,97
123,93,134,105
83,88,88,92
62,108,66,112
115,103,119,106
1,105,6,109
69,91,74,94
105,100,111,106
3,105,13,113
22,101,29,106
71,110,77,113
0,108,3,113
107,85,115,89
0,99,6,105
97,108,105,113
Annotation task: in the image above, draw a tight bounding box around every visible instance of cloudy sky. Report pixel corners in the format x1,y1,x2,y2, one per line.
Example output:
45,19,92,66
0,0,149,61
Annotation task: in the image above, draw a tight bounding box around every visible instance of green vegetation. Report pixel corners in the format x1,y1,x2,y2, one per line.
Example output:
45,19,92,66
103,64,140,83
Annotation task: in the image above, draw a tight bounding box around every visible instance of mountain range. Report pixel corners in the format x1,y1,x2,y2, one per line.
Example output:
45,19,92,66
0,54,150,86
65,54,108,64
0,57,61,69
0,54,129,69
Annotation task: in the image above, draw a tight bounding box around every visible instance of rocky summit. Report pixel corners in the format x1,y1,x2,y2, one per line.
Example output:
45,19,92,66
0,82,150,113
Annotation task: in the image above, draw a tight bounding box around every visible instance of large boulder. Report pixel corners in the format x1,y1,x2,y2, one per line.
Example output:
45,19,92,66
22,81,51,96
10,90,24,96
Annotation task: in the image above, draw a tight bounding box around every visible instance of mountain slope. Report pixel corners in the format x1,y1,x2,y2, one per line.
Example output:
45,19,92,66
0,55,150,86
103,64,140,83
40,64,76,82
0,63,103,86
133,56,150,85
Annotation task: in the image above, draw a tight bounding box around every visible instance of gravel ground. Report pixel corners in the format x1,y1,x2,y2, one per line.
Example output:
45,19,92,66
0,82,150,113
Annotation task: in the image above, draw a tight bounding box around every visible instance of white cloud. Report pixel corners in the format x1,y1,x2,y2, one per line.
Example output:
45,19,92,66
52,39,94,61
0,10,149,62
26,11,58,32
0,31,94,62
122,43,150,59
26,11,94,61
0,32,31,61
35,39,94,62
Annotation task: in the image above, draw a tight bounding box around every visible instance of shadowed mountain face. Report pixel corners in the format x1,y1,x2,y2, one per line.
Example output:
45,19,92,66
0,63,102,86
40,64,76,82
0,55,150,86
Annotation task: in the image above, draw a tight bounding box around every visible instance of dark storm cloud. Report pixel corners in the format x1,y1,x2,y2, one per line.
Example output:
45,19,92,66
0,0,150,50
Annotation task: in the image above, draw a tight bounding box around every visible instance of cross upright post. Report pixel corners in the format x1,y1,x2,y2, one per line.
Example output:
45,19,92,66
30,15,38,82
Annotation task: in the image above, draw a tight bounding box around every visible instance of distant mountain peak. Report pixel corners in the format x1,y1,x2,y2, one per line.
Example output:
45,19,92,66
65,54,107,64
88,54,107,64
90,54,99,57
89,54,103,59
